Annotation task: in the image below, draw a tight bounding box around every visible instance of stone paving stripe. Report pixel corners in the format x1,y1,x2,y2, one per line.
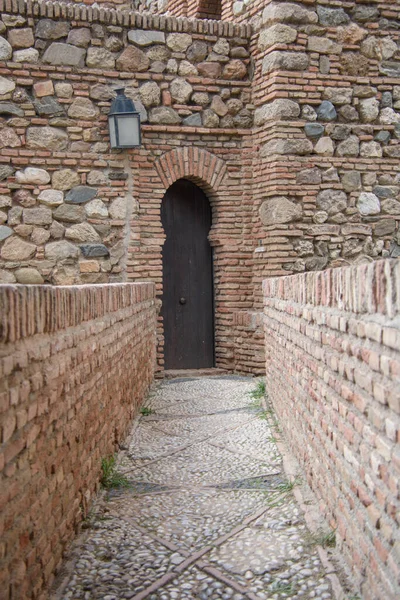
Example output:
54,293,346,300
318,546,346,600
122,517,188,555
210,503,270,549
130,572,177,600
241,503,271,526
197,562,259,600
173,546,214,574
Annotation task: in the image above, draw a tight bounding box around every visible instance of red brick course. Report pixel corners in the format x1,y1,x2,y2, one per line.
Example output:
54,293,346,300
263,259,400,600
0,282,157,599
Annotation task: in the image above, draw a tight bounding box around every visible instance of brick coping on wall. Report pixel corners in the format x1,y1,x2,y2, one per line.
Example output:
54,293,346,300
0,282,155,343
0,0,252,38
263,258,400,321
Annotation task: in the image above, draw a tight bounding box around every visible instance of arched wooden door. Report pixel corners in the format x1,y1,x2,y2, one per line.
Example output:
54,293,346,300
161,179,214,370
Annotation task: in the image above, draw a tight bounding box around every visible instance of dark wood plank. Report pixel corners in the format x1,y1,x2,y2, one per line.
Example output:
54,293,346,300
161,179,214,369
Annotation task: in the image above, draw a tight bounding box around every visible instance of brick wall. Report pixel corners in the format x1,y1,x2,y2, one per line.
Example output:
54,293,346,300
232,310,264,374
0,282,157,599
128,140,254,372
193,0,222,20
167,0,187,17
263,259,400,600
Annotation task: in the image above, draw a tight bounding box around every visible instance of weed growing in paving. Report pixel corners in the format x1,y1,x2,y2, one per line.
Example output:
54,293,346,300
140,406,154,416
249,379,266,400
271,581,295,594
276,478,301,494
101,456,130,489
308,528,336,548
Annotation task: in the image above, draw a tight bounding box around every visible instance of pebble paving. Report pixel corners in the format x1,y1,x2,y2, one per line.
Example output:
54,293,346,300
53,376,343,600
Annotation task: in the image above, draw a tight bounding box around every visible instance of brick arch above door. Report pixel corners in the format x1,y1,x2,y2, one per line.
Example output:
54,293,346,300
154,147,227,196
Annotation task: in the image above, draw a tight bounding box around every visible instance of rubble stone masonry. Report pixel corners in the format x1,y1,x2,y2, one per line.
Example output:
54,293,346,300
263,259,400,600
0,282,157,599
0,0,400,374
0,0,255,373
1,0,398,376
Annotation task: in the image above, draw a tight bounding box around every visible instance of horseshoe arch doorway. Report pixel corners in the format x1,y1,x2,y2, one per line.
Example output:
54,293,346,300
161,178,215,370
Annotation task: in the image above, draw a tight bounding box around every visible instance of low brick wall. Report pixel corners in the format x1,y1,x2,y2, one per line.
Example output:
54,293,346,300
0,283,156,599
233,310,265,375
263,260,400,600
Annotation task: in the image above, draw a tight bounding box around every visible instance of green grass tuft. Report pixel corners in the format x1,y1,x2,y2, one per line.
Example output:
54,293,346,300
308,528,337,548
271,581,295,594
249,379,266,400
140,406,154,416
276,477,301,493
101,456,130,489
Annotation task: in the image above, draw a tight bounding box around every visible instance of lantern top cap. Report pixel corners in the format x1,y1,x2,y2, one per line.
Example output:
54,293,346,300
109,87,137,116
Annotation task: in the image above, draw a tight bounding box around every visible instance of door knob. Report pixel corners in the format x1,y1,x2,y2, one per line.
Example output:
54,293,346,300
179,297,186,305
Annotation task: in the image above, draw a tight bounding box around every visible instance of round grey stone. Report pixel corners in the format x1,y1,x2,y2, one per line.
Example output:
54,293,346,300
80,244,110,258
374,130,391,144
65,186,98,204
15,267,44,284
304,123,325,138
357,192,380,216
0,226,13,241
316,101,337,122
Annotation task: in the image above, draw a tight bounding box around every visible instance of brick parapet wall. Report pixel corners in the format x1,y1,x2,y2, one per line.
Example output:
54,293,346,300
0,282,157,599
263,259,400,600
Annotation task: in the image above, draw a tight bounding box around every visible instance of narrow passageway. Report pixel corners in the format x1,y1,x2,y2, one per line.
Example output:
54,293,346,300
53,377,343,600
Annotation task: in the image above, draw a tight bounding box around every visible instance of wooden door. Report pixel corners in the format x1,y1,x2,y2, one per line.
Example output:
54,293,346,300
161,179,214,369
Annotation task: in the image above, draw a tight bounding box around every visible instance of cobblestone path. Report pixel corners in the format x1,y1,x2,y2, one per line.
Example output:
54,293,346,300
54,376,344,600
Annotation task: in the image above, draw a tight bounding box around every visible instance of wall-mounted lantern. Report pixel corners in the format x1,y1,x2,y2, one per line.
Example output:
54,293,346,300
108,88,141,149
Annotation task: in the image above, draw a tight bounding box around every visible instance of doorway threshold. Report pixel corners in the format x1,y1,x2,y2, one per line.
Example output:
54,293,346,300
163,368,229,379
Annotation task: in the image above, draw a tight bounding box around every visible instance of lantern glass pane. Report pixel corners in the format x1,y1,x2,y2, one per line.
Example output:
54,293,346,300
108,116,117,148
116,114,140,147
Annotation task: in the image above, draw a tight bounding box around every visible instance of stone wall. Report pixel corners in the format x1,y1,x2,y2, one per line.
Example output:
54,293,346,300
263,260,400,600
0,0,256,373
0,0,252,287
228,0,400,376
249,0,400,312
133,0,167,13
0,282,157,599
